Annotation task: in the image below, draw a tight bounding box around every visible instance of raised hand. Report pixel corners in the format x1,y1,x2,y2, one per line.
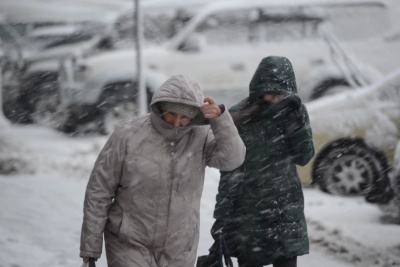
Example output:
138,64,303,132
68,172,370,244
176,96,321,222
201,96,222,119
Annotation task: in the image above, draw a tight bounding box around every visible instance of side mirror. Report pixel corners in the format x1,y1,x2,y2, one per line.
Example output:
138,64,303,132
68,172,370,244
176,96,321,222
178,33,205,53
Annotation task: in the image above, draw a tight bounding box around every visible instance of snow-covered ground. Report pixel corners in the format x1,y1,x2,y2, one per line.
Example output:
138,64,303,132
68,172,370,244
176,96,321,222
1,124,400,267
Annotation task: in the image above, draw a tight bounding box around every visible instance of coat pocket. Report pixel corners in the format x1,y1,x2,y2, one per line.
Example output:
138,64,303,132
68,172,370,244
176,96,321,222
105,203,123,235
118,212,131,242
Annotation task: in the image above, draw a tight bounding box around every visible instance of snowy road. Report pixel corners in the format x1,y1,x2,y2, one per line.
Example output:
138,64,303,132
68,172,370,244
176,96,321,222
1,125,400,267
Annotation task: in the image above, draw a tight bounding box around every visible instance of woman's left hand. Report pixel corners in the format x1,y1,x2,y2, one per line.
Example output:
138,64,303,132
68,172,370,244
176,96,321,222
201,96,222,119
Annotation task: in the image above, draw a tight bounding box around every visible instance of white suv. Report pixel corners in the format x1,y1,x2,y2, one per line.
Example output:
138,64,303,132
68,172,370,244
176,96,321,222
19,0,400,133
144,0,396,103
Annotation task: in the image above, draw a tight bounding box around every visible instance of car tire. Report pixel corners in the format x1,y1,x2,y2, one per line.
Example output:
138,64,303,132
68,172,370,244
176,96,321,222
3,97,32,124
312,138,393,203
16,72,59,124
31,89,68,130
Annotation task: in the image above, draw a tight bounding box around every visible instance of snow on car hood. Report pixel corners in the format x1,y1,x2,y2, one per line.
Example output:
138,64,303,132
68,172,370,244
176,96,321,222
306,68,400,151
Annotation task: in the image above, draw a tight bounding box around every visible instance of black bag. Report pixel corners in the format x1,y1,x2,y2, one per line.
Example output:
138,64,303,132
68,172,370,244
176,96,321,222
217,231,234,267
197,231,233,267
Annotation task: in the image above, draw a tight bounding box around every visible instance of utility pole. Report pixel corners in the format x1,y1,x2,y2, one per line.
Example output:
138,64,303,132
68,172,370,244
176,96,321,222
133,0,147,115
0,59,9,127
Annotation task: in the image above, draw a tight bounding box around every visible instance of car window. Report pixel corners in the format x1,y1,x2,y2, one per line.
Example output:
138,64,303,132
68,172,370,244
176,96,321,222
184,2,389,48
191,7,323,47
0,23,27,43
322,4,390,40
143,15,179,44
195,10,253,45
116,10,194,46
42,34,94,48
24,35,66,49
116,14,173,45
252,7,323,42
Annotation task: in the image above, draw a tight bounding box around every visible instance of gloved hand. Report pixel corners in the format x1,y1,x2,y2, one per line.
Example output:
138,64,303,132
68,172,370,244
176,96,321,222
198,221,232,267
284,108,305,134
211,219,229,240
272,94,302,114
83,257,97,267
270,94,304,134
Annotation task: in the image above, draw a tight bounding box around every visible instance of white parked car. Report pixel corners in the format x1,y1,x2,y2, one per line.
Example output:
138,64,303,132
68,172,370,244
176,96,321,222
298,68,400,204
10,0,400,134
4,23,115,65
128,0,397,102
1,22,116,124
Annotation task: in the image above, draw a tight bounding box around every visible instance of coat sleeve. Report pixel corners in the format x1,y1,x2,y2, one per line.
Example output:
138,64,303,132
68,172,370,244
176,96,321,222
204,110,246,171
80,128,127,259
287,104,315,166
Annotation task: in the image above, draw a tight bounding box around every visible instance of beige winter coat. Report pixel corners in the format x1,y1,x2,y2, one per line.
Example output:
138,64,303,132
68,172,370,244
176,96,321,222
80,75,245,267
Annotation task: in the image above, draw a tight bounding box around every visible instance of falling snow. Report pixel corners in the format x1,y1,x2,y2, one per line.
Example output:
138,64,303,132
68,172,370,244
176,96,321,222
1,0,400,266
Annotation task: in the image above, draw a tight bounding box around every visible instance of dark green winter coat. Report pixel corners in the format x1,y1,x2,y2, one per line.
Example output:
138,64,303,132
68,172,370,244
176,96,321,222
213,56,314,265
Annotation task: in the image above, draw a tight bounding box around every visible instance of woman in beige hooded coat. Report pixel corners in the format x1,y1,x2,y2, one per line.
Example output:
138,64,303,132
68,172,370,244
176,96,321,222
79,74,246,267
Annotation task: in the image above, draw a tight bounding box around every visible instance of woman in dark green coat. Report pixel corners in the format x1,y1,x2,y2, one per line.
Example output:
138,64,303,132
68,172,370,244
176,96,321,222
198,56,314,267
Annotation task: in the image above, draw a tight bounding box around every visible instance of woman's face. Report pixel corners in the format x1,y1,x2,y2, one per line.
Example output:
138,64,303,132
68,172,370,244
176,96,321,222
263,94,284,104
161,111,191,127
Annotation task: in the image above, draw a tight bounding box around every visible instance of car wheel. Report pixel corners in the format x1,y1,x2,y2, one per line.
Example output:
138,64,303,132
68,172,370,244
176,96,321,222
101,100,139,135
31,91,68,130
3,96,32,124
312,138,391,200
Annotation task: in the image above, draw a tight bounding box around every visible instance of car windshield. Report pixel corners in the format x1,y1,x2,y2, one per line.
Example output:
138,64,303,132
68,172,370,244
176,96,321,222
42,33,93,48
23,33,94,49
